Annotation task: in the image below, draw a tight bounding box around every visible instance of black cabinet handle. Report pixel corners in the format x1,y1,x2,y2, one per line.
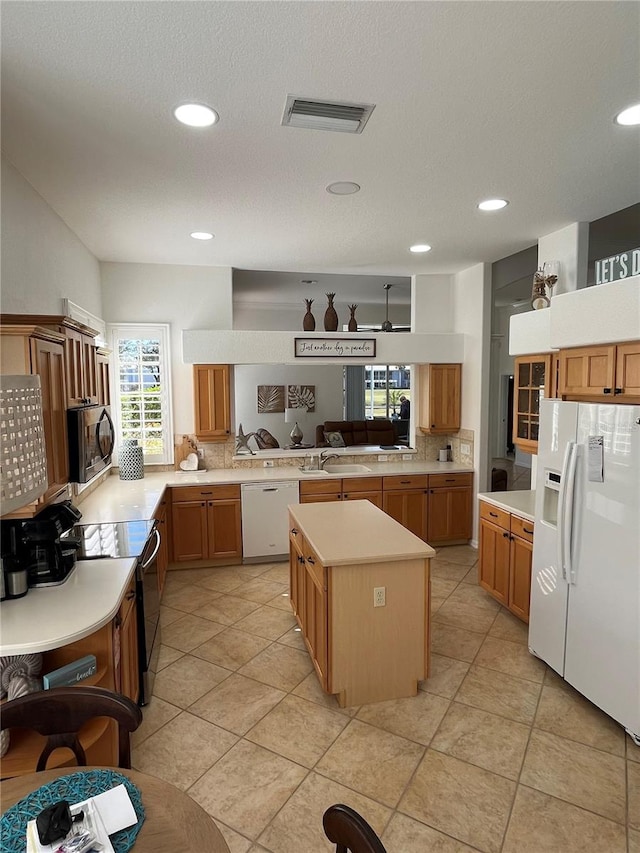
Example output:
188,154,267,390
615,388,623,395
201,502,205,507
400,480,410,484
343,494,348,499
431,424,435,428
603,387,612,394
298,555,305,564
201,491,213,495
445,479,455,483
291,528,299,535
126,590,136,600
523,527,534,535
307,556,315,565
503,531,510,538
489,511,498,518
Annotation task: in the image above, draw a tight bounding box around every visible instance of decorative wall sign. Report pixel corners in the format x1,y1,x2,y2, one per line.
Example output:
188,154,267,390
287,385,316,412
257,385,284,413
294,338,376,358
594,247,640,285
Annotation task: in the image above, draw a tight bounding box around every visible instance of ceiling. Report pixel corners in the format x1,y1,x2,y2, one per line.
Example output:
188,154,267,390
233,270,410,306
2,2,639,277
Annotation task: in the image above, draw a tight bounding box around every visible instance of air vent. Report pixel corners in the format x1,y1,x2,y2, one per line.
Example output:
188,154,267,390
282,95,375,134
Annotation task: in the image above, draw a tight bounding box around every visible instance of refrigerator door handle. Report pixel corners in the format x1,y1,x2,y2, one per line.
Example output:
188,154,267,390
563,443,580,585
557,441,574,580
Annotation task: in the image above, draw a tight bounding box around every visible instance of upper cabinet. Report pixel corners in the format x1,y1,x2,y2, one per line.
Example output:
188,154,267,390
559,342,640,402
418,363,461,434
513,354,551,455
193,364,232,441
95,347,112,407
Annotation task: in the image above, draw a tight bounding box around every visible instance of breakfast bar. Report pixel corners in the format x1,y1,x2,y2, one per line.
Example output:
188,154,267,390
288,500,435,707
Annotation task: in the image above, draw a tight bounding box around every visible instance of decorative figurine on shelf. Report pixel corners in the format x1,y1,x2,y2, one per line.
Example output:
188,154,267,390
324,292,339,331
235,423,256,455
303,298,316,331
530,269,550,310
253,429,280,449
348,304,358,332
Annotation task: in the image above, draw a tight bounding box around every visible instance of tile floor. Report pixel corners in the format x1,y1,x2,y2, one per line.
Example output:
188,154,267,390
133,548,639,853
491,456,532,491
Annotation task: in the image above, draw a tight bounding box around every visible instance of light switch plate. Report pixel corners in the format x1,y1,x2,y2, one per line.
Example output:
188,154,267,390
263,460,274,467
461,443,471,455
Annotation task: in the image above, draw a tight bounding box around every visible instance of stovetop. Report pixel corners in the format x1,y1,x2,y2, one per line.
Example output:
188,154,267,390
62,520,155,560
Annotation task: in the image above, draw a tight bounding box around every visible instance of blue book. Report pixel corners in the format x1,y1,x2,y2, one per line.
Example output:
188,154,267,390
43,655,97,689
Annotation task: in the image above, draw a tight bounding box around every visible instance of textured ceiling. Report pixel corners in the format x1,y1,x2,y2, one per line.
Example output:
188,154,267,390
2,1,639,277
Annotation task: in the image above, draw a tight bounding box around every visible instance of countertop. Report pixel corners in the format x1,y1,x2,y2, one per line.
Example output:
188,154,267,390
0,558,136,655
477,490,536,523
289,500,436,566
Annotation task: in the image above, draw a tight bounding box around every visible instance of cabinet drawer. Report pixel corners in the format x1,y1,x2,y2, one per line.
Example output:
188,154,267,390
171,484,240,502
382,474,428,490
303,544,326,590
299,478,341,496
511,515,534,543
343,476,383,493
479,501,510,530
429,472,473,489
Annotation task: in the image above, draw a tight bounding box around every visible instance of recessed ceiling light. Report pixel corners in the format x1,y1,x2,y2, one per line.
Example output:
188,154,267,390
326,182,360,195
614,103,640,126
190,231,214,240
478,198,509,211
409,244,431,253
173,103,218,127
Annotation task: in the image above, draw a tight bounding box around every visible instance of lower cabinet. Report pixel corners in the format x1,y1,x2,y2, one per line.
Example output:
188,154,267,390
114,575,139,704
427,473,473,544
382,475,428,541
155,499,169,600
299,477,383,508
478,501,534,623
289,530,328,688
170,485,242,564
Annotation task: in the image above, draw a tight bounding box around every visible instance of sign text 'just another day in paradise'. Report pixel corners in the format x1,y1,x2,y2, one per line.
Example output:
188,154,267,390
294,338,377,358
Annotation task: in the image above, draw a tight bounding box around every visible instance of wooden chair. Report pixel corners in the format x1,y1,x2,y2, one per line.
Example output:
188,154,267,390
323,804,387,853
1,685,142,772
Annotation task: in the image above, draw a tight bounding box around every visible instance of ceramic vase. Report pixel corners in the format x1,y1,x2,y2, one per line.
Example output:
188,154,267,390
324,292,339,332
348,304,358,332
303,299,316,331
119,439,144,480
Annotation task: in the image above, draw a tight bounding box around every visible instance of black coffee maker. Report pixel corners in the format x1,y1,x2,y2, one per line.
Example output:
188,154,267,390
5,501,83,588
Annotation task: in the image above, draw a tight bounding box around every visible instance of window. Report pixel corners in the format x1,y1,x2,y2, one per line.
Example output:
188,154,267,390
364,365,411,418
109,324,173,464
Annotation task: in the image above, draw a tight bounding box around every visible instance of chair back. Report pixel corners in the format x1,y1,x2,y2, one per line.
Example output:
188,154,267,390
323,804,387,853
1,685,142,772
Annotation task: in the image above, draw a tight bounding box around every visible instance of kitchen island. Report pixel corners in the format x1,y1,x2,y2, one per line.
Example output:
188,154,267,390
289,500,435,707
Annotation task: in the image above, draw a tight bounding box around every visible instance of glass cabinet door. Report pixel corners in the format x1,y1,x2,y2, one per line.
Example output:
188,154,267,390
513,355,551,452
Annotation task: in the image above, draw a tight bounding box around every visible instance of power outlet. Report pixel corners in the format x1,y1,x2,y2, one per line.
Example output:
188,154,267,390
373,586,386,607
197,448,205,459
378,454,388,462
461,443,471,456
263,460,274,467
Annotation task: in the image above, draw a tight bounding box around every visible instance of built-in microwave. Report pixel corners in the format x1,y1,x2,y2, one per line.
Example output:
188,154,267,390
67,405,115,483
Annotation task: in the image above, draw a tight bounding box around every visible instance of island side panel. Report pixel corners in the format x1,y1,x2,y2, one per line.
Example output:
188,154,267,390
329,557,429,707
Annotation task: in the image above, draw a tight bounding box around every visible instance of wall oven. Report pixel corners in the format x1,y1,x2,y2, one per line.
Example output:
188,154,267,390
67,405,115,484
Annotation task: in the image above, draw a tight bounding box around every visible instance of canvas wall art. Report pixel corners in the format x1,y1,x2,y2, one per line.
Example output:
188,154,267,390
257,385,285,413
287,384,316,412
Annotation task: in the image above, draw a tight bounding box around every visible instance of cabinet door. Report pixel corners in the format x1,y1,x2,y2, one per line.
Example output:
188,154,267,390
419,364,461,433
119,591,139,704
428,487,472,544
559,346,616,398
342,490,382,508
193,364,231,441
171,500,209,561
479,518,510,605
383,490,427,540
615,342,640,399
513,355,550,453
81,335,98,404
303,563,328,689
31,336,69,498
509,535,532,623
289,538,305,618
96,350,111,407
155,502,169,600
64,327,85,407
207,499,242,559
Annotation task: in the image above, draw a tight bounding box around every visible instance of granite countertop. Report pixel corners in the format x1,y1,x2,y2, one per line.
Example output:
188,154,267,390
477,490,536,523
289,500,435,566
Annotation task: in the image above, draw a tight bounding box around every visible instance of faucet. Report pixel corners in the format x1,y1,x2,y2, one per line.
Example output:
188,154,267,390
319,449,340,470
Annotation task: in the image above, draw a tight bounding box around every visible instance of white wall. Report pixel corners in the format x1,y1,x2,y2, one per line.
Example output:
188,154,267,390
538,221,589,294
234,301,410,331
411,275,454,332
234,364,344,448
1,156,102,315
100,262,233,433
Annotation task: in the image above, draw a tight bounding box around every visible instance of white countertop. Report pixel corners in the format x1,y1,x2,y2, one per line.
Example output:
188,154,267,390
289,500,436,566
0,558,136,655
477,490,536,523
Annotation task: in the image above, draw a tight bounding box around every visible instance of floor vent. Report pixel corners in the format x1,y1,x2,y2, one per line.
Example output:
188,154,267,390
282,95,375,134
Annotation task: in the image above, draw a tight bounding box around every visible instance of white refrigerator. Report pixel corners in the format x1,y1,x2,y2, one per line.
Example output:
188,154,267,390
530,399,640,743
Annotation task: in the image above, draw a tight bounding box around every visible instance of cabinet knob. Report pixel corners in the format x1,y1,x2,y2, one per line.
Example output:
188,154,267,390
201,502,205,506
614,388,623,395
431,424,436,428
603,387,612,394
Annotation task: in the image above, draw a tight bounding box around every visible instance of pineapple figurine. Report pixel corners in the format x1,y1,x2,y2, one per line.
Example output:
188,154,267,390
303,298,316,331
324,292,339,331
348,304,358,332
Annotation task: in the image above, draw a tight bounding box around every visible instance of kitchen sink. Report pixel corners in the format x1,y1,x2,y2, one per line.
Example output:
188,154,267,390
323,464,371,474
299,468,329,476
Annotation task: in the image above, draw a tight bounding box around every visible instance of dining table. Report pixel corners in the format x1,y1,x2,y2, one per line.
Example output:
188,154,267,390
0,766,231,852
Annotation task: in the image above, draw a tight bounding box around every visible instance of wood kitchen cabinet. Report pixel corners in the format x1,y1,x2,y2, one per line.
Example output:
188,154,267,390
193,364,232,441
478,500,534,623
427,472,473,544
382,474,428,541
299,477,383,508
114,575,139,705
65,325,99,407
559,341,640,402
170,484,242,565
155,498,169,599
96,346,112,407
513,354,551,454
418,363,461,434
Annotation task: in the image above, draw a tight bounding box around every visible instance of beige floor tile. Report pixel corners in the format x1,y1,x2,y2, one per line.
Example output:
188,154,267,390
234,604,297,639
197,569,246,593
431,596,446,614
430,560,471,583
217,822,252,853
431,576,459,600
131,695,181,747
132,711,237,790
161,582,221,612
265,591,294,612
258,563,290,584
190,673,286,735
162,572,190,591
520,729,626,823
238,642,313,691
276,626,307,651
316,719,424,807
292,672,359,716
534,685,625,756
258,771,391,853
433,600,498,634
460,566,479,585
419,653,470,699
399,749,515,853
193,594,263,625
431,623,485,663
233,578,288,603
192,627,271,669
488,609,529,645
159,605,185,628
189,740,307,840
356,690,450,746
543,665,573,692
154,643,184,671
431,701,530,780
238,563,273,579
629,760,640,831
382,812,480,852
152,653,232,707
161,613,227,652
456,665,542,724
446,583,501,614
502,786,627,853
247,695,348,768
628,735,640,761
172,567,222,586
630,829,640,853
475,636,546,684
436,545,478,567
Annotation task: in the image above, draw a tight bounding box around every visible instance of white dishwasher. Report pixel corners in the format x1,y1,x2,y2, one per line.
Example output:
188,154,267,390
241,481,300,561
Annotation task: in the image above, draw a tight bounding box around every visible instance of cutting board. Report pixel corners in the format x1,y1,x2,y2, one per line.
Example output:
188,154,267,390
174,435,199,470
